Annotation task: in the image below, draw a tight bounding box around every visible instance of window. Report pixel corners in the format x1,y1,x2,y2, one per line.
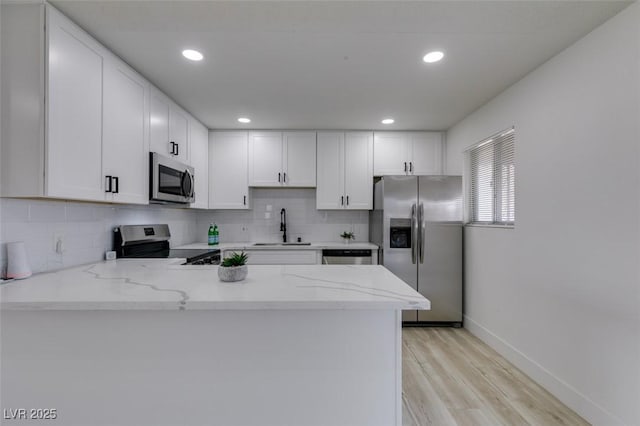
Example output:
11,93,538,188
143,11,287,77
466,128,515,225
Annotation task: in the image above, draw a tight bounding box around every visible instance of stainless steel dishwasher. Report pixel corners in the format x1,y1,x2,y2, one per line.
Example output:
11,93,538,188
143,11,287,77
321,249,372,265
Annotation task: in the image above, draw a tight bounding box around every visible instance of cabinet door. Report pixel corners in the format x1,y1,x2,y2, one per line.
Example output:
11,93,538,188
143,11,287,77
316,132,345,209
189,120,209,209
102,62,148,204
344,132,373,210
209,131,250,209
46,12,104,201
373,132,410,176
283,131,316,187
410,132,443,175
170,107,189,163
248,131,282,186
149,92,171,157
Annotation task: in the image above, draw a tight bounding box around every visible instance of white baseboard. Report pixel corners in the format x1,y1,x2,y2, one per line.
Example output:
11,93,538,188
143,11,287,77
464,315,624,426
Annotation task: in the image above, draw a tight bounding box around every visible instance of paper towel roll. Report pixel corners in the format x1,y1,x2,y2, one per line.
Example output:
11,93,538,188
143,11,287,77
6,241,32,279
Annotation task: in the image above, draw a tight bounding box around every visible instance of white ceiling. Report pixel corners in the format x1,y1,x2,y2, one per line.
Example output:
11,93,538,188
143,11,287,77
50,0,631,131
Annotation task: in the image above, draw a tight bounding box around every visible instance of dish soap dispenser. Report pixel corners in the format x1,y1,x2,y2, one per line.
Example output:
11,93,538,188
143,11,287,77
208,223,216,246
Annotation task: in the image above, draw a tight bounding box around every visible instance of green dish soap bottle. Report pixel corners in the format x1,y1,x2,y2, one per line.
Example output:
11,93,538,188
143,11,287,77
208,223,216,246
213,223,219,245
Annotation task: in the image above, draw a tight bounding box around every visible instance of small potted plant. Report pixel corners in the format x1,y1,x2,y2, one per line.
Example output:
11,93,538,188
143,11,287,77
340,231,355,244
218,251,249,282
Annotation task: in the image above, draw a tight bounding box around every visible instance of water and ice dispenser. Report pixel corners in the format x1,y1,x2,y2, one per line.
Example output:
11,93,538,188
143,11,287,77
389,218,412,249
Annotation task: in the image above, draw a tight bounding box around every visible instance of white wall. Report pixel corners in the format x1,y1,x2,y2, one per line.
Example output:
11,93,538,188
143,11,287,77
196,188,369,244
446,4,639,425
0,199,198,275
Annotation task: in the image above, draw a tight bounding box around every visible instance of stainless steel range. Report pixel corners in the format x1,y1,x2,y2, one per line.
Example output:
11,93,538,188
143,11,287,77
113,224,220,265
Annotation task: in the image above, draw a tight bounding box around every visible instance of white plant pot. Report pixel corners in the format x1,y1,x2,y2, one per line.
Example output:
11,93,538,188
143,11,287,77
218,265,248,282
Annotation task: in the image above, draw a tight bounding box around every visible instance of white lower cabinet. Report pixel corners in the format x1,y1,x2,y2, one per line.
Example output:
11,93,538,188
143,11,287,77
209,132,250,209
229,250,319,265
317,132,373,210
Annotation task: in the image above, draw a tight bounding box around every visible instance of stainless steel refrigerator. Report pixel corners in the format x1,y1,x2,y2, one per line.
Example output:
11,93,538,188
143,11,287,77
370,176,463,325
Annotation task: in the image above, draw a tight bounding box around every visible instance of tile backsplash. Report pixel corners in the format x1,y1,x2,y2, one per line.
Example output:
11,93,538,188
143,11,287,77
0,198,198,275
196,188,369,244
1,189,370,275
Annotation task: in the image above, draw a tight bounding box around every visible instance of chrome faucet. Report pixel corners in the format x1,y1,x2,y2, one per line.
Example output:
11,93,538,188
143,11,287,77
280,208,287,243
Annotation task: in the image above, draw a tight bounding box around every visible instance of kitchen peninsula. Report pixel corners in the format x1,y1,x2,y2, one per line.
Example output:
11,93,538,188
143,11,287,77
0,260,429,426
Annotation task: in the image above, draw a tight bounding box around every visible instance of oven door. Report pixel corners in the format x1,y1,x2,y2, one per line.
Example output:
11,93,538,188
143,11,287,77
150,152,195,203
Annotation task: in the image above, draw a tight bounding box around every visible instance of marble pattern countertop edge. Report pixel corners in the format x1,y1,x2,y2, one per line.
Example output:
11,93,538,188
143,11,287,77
0,260,429,312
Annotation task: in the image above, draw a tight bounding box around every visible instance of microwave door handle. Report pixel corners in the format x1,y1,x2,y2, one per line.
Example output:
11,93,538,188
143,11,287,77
411,204,417,264
182,170,194,198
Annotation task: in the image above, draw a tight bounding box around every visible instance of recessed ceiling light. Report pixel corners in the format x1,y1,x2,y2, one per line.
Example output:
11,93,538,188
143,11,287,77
238,117,251,123
182,49,203,61
423,51,444,63
381,118,395,125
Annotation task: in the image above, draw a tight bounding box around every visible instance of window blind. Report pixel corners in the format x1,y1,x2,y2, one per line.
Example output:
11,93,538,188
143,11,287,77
467,128,515,225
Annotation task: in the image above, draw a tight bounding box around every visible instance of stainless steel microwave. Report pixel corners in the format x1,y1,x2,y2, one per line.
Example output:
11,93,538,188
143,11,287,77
149,152,195,204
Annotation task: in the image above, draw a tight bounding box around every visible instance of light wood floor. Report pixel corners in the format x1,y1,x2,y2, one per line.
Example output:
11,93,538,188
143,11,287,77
402,328,589,426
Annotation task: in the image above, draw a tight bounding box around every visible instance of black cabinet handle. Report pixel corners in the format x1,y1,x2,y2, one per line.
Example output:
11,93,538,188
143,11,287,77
283,172,286,183
404,162,407,172
113,176,119,194
409,162,413,173
346,195,349,205
170,142,175,155
105,176,112,193
278,172,281,182
243,195,247,205
175,143,179,156
341,196,344,206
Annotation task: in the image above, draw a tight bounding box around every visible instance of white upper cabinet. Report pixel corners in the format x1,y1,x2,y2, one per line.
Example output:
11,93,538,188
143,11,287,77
170,108,189,163
317,132,373,210
189,120,209,209
248,131,316,187
283,132,317,187
1,3,208,205
373,132,443,176
372,133,410,176
410,132,443,175
102,61,149,205
46,7,104,201
248,131,283,186
316,133,344,209
209,131,250,209
149,90,189,164
343,132,374,209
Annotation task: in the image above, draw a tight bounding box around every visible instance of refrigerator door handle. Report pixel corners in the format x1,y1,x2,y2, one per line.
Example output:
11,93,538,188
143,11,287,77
411,204,417,264
419,203,425,263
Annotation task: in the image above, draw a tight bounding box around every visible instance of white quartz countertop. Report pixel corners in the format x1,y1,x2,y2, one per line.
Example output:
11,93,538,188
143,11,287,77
0,260,429,311
175,242,379,251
